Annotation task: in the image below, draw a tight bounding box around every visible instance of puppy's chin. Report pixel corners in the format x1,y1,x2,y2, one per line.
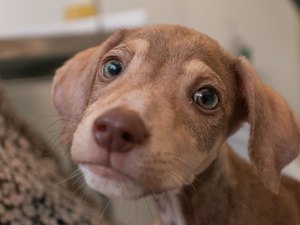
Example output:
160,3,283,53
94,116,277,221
80,165,145,199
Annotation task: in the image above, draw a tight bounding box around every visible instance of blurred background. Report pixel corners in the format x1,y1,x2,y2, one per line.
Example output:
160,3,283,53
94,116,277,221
0,0,299,224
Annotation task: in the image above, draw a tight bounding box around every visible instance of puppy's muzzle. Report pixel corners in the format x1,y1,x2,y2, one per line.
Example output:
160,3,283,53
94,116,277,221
93,107,147,153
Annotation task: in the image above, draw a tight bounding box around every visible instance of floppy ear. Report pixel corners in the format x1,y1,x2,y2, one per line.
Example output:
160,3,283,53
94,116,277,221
52,47,98,142
52,30,126,142
53,47,97,118
235,57,300,193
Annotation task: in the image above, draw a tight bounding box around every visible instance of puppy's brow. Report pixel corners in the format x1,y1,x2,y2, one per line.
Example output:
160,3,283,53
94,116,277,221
104,39,149,58
101,29,128,54
104,43,133,58
184,60,214,77
184,59,226,97
124,38,150,56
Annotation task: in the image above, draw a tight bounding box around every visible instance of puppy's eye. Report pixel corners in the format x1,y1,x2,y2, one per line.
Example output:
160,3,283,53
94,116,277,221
102,59,124,79
193,88,219,110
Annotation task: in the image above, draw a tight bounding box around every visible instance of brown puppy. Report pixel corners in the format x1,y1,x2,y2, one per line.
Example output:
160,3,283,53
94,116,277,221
52,25,300,225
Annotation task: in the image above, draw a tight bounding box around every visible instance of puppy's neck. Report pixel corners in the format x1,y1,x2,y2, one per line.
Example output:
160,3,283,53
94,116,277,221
154,144,234,225
154,190,187,225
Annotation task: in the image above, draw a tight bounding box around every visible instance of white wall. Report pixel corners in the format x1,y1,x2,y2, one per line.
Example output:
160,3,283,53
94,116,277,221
0,0,65,31
101,0,187,25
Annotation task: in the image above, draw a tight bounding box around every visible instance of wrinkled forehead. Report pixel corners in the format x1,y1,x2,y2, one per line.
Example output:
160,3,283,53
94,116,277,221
127,26,232,71
102,25,236,84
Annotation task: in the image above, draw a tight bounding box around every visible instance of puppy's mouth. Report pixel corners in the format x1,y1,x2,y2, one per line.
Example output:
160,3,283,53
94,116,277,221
78,162,147,198
79,163,136,184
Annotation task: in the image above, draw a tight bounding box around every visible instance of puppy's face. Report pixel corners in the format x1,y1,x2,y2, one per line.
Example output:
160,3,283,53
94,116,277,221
57,26,243,198
53,25,262,198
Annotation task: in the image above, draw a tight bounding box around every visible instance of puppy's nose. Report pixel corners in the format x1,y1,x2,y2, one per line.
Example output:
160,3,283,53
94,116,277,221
93,108,147,152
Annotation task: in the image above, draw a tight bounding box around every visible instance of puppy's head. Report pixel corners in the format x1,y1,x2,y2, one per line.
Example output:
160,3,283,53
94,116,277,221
52,25,299,198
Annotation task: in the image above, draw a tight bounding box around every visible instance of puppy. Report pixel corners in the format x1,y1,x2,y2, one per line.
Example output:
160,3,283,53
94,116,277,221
52,25,300,225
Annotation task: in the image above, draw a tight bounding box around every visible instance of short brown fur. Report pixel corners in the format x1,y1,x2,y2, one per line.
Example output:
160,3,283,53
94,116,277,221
52,25,300,225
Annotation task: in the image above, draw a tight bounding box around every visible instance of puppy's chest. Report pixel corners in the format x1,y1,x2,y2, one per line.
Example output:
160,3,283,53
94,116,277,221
155,191,187,225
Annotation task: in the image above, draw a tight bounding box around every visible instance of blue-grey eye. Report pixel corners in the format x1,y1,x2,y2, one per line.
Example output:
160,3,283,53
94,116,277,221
193,88,219,110
103,59,124,79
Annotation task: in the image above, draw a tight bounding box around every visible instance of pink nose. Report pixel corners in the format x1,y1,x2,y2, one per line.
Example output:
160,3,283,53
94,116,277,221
93,108,147,153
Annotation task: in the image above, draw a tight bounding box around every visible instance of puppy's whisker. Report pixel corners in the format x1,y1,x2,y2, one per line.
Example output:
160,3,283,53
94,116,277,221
167,172,182,190
46,128,74,135
71,173,84,188
172,156,195,173
47,129,75,146
169,168,199,197
47,132,61,144
70,168,81,176
46,119,64,130
144,197,155,221
171,156,202,183
78,183,88,202
135,201,138,223
97,198,112,225
169,167,188,184
47,133,67,146
46,118,76,129
50,129,75,138
56,169,81,185
172,156,205,184
73,182,86,197
167,173,194,206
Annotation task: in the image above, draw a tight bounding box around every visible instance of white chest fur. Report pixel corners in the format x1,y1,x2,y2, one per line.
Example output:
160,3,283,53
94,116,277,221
154,190,186,225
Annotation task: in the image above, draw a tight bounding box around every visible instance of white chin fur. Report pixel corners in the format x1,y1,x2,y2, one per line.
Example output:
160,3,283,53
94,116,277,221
80,165,145,199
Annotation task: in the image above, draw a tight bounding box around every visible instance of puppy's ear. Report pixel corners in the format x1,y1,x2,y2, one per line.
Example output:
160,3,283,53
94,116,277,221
235,57,300,193
53,47,97,119
52,47,97,142
52,30,126,142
